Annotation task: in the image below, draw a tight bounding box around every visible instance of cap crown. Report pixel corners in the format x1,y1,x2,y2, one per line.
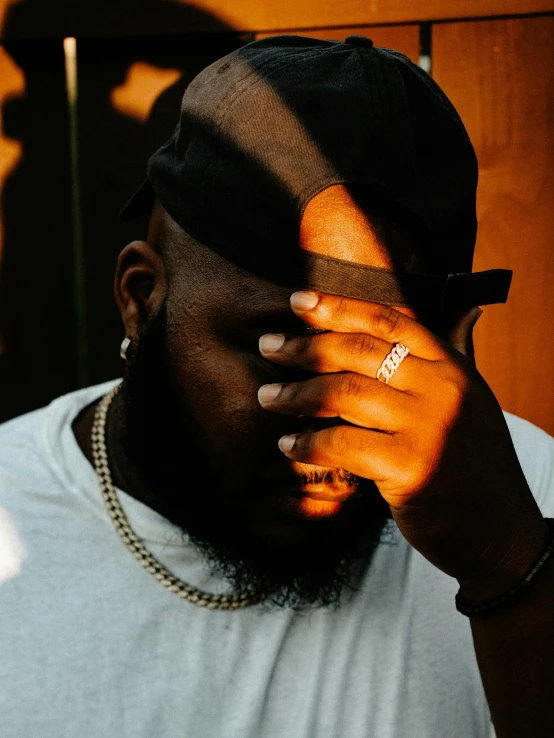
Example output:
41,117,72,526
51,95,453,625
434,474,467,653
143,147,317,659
145,35,478,280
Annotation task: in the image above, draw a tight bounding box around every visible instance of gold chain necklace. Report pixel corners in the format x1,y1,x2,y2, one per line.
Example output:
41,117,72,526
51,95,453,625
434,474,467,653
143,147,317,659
91,383,261,610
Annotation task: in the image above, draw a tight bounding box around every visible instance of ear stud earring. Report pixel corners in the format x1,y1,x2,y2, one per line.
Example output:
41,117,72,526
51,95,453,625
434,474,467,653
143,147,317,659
120,337,131,360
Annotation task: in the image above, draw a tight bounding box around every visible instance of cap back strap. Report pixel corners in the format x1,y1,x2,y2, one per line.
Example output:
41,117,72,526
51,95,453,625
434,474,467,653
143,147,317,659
297,251,512,313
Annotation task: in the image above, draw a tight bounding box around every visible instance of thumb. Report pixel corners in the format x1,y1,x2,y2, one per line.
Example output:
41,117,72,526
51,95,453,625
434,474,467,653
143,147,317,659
448,306,483,362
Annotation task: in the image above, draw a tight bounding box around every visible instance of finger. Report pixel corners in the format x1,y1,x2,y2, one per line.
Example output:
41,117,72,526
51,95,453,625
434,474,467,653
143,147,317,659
258,372,413,430
290,291,448,361
259,330,430,391
277,424,402,483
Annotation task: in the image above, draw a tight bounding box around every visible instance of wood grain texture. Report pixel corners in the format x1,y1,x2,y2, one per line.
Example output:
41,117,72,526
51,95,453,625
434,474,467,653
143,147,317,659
434,16,554,435
191,0,554,32
0,0,553,39
255,25,420,62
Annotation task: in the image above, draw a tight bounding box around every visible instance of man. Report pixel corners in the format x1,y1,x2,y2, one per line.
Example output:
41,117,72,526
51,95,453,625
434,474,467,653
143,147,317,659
1,35,553,737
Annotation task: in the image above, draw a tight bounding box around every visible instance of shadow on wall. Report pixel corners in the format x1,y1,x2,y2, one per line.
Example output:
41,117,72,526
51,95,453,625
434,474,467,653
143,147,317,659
0,4,474,425
0,0,245,422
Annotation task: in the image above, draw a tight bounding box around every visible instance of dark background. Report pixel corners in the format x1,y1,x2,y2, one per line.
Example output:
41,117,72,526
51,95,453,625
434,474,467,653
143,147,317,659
0,0,553,435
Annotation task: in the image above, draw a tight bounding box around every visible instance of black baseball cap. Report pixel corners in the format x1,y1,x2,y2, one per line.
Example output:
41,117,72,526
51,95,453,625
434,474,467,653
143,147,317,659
122,34,511,313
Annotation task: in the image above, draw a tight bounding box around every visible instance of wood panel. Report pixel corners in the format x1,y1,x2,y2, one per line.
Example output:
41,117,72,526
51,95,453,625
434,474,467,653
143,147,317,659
1,0,553,40
255,25,420,62
434,16,554,435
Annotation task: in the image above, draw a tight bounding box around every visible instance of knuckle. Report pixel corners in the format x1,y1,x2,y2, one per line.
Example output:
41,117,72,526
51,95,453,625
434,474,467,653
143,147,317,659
397,436,437,491
294,431,312,458
406,455,436,492
347,333,377,362
301,335,329,373
290,334,315,366
288,377,331,416
442,365,470,410
295,333,312,356
356,431,378,460
289,334,329,373
331,296,350,322
282,381,303,407
336,372,363,402
327,425,351,458
374,307,403,341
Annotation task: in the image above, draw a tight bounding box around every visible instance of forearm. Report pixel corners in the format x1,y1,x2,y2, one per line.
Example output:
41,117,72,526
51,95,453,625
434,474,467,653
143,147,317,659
467,552,554,737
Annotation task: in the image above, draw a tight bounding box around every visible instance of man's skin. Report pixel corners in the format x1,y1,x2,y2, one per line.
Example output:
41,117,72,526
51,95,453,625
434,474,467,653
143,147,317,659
74,184,554,737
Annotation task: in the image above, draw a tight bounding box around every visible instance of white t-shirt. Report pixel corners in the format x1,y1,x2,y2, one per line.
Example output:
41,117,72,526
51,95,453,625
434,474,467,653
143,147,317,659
1,380,553,738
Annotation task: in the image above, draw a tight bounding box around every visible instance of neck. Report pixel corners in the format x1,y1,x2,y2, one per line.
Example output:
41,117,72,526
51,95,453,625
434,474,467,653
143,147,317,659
72,387,167,518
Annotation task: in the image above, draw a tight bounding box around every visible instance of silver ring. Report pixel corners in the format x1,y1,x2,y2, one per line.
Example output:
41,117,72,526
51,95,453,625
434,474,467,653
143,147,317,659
376,343,410,384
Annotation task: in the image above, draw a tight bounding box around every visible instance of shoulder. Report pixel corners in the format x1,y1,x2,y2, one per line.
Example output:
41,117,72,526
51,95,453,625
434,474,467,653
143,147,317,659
0,401,50,444
0,380,120,490
0,404,56,485
504,411,554,516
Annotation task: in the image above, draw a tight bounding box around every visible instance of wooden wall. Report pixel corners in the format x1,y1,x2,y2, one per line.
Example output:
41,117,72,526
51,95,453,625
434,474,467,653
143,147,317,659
0,1,553,436
434,16,554,434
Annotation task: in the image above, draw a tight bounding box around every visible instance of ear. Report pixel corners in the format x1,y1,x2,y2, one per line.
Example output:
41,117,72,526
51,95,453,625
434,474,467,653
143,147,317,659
114,240,166,343
447,306,483,363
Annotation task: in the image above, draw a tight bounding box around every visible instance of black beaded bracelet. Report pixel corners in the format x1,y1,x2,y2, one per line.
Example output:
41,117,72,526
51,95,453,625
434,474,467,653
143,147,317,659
455,518,554,618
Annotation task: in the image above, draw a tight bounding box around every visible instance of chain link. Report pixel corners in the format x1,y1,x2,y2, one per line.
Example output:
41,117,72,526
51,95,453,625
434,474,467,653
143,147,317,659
376,343,410,384
92,384,261,610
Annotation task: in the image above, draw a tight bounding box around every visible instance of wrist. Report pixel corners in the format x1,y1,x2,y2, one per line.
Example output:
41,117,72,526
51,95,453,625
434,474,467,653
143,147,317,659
456,516,550,606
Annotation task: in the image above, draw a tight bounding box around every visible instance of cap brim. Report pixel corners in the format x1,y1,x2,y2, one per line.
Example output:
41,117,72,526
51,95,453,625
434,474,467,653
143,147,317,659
119,179,156,221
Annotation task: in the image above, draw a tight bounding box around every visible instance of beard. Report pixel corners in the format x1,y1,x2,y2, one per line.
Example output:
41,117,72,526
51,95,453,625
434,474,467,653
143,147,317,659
119,305,392,609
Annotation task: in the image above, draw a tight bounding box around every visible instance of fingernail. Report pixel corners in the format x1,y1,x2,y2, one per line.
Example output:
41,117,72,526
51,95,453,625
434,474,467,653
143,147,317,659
259,333,286,353
258,383,282,404
278,435,296,453
290,291,319,311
